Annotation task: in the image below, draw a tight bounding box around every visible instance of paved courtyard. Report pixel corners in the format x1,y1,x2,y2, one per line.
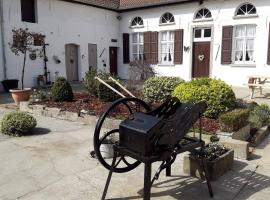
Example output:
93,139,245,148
1,86,270,199
0,105,270,200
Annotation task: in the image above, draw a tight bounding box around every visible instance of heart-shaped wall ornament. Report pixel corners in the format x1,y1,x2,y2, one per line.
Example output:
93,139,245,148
198,54,205,62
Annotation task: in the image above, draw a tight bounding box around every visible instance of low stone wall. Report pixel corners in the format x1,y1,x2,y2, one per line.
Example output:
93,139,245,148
219,138,249,160
20,101,121,129
251,126,270,147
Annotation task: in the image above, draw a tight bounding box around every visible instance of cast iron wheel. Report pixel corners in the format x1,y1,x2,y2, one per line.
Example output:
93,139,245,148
93,97,151,173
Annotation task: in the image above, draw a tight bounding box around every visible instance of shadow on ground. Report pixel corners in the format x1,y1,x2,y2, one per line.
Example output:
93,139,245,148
28,127,51,136
107,160,270,200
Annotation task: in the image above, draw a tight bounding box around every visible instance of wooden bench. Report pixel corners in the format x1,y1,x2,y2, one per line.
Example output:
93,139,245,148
245,82,270,99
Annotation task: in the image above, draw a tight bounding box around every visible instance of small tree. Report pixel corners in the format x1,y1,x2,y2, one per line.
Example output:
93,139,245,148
9,28,45,90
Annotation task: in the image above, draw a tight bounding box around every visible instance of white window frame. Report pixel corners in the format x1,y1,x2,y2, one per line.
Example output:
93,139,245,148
232,24,256,65
159,12,175,25
131,33,144,61
194,8,212,22
130,17,144,28
234,3,258,19
160,31,174,65
193,27,212,42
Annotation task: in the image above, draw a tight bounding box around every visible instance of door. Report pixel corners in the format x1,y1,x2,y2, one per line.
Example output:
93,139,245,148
192,42,210,78
109,47,118,75
88,44,97,71
65,44,79,81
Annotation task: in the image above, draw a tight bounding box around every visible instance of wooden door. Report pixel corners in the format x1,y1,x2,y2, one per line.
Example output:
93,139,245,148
88,44,97,70
192,42,210,78
109,47,118,75
65,44,79,81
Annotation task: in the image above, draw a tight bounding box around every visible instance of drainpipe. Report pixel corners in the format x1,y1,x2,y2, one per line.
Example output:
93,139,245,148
0,0,7,79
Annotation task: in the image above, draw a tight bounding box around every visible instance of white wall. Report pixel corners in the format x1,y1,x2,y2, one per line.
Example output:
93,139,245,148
2,0,120,88
0,2,4,91
119,0,270,86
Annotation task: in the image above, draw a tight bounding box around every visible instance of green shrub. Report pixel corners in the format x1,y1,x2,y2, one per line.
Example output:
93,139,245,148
248,104,270,128
172,78,236,118
84,70,121,101
97,80,121,102
51,77,74,102
219,109,250,132
84,69,98,96
1,111,37,136
143,76,184,103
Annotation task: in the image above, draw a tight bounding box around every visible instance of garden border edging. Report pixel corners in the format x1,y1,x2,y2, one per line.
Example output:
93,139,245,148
20,101,122,129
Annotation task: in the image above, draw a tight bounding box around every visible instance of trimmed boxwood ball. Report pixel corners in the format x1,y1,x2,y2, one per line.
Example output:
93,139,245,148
1,111,37,136
172,78,236,118
143,76,184,103
51,77,74,102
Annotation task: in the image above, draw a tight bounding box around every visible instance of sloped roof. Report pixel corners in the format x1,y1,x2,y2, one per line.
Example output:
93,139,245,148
64,0,195,11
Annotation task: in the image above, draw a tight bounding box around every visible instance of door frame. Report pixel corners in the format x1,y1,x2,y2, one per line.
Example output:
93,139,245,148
189,24,214,79
109,46,118,75
65,43,79,82
88,43,97,71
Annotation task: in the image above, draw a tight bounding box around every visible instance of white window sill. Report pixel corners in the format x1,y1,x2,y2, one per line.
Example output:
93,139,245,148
129,25,145,29
159,22,175,26
157,64,175,67
233,15,258,20
192,18,213,23
230,63,256,67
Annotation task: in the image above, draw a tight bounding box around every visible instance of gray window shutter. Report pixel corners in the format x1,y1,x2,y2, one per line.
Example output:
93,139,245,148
267,24,270,65
174,29,184,64
123,33,130,64
221,26,233,64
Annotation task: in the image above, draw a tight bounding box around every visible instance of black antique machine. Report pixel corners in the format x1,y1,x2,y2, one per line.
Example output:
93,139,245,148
93,97,213,200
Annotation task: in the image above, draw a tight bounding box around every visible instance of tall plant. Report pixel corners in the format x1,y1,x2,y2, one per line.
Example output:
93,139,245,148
9,28,45,90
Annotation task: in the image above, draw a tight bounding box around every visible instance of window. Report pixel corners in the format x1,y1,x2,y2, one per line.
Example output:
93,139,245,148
132,33,144,60
160,31,174,64
232,25,256,64
160,12,175,25
21,0,37,23
194,8,212,20
235,3,257,16
194,28,212,41
131,17,144,27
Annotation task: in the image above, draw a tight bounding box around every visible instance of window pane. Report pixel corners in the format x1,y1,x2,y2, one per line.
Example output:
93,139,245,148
139,34,144,43
246,51,254,61
161,44,167,53
246,39,254,50
162,53,167,61
195,29,201,38
132,34,138,43
235,51,243,61
168,44,174,53
235,39,243,50
161,32,167,41
169,32,174,41
133,54,138,60
139,45,143,54
235,26,245,37
204,28,211,37
246,25,256,36
132,45,138,53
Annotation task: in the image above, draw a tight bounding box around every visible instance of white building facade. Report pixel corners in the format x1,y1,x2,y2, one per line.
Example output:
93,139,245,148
0,0,270,91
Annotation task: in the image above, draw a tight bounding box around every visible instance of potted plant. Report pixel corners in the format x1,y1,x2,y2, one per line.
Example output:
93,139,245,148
183,136,234,181
100,134,119,159
1,79,19,92
9,28,45,104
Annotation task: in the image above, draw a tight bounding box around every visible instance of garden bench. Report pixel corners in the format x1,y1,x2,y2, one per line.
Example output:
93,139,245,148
246,76,270,99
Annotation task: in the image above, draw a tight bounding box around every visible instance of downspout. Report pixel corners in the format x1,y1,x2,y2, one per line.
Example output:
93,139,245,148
0,0,7,79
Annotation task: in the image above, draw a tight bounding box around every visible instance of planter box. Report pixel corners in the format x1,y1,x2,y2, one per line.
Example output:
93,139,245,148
183,149,234,181
217,124,251,141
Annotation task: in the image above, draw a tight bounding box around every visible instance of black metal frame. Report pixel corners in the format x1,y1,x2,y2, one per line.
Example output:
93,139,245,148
101,134,213,200
94,98,214,200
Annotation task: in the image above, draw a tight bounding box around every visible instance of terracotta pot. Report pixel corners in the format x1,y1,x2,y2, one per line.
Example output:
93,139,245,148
9,88,32,105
